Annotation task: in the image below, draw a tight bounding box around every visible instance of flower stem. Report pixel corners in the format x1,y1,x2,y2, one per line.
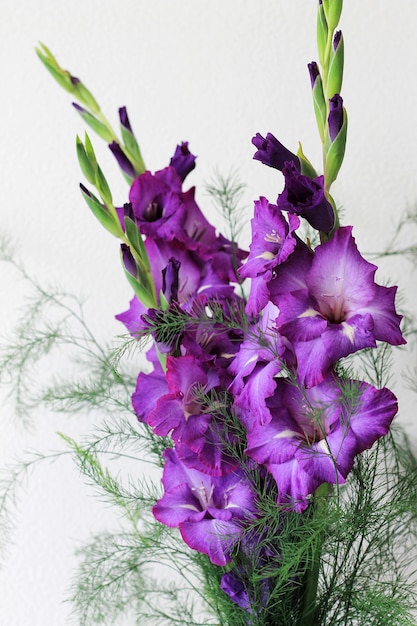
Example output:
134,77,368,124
299,482,332,626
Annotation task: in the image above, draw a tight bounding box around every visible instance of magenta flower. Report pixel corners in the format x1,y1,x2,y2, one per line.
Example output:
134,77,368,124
245,375,398,512
153,448,257,566
273,226,405,387
276,161,335,232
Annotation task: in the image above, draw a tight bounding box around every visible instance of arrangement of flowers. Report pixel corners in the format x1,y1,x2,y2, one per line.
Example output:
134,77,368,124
2,2,417,625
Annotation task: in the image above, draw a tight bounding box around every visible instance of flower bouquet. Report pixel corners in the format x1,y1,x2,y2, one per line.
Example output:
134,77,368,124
2,1,417,624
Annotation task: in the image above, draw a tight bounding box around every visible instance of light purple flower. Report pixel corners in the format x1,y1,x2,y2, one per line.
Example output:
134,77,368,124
273,226,406,387
153,448,257,566
239,197,300,281
276,161,335,232
144,354,217,441
245,375,398,511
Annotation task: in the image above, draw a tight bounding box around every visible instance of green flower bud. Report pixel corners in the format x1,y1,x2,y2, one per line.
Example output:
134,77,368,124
119,107,146,174
308,62,327,142
73,104,114,143
79,184,124,238
322,0,343,32
122,268,157,310
95,166,113,206
76,135,96,184
316,2,328,67
124,216,151,272
326,30,344,98
36,44,100,113
297,142,318,179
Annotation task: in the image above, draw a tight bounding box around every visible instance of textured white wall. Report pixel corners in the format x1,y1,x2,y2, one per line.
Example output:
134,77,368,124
0,1,416,624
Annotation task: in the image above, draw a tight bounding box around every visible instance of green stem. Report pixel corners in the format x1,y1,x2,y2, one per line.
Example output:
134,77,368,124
299,483,332,626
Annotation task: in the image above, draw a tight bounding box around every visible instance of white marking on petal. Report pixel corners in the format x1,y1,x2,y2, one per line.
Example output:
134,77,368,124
244,353,259,368
273,429,300,439
255,251,276,260
298,308,321,318
342,322,355,344
316,439,331,454
178,504,201,511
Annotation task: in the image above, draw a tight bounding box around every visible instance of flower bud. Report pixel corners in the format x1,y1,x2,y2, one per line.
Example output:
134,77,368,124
121,243,138,279
316,1,328,67
79,183,123,238
108,141,136,181
322,0,343,32
162,258,181,303
326,30,344,98
325,94,347,187
36,44,100,113
72,103,114,143
118,106,146,175
308,62,327,141
297,143,318,179
76,135,96,184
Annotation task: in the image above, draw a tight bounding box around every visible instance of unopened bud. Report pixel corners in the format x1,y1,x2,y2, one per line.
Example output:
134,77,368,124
326,30,344,98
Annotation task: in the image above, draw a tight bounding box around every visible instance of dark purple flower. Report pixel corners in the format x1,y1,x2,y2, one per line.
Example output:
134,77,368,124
252,132,300,172
153,448,257,566
276,161,335,232
328,94,344,142
169,142,196,182
245,375,398,512
129,167,186,241
273,226,406,387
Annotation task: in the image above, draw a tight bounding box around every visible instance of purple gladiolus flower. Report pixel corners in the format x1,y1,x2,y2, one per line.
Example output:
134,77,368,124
239,197,300,281
245,375,398,512
129,166,219,253
115,295,149,336
153,448,257,565
273,226,406,387
252,132,300,172
137,355,223,464
129,167,185,241
276,161,335,232
169,141,196,181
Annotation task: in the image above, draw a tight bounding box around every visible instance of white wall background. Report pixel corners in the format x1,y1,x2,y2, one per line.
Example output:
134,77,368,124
0,1,416,624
